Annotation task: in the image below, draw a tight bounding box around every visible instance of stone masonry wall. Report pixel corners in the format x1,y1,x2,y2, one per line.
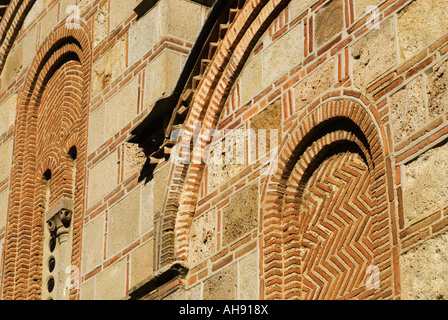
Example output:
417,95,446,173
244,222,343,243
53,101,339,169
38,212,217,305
0,0,448,300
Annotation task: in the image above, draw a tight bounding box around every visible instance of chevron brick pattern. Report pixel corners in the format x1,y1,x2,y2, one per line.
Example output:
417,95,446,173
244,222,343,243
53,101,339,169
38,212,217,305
298,151,373,299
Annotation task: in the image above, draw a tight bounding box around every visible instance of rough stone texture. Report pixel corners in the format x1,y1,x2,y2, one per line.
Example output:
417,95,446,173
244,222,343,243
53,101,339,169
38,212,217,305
124,142,147,180
87,151,118,207
78,0,94,12
141,181,155,235
354,0,383,19
401,232,448,300
397,0,448,62
222,183,258,246
0,190,8,229
107,187,141,258
0,139,13,181
130,239,154,288
238,250,258,300
144,50,183,109
315,0,343,47
262,22,303,87
390,76,426,144
93,1,109,48
81,212,105,275
1,44,23,92
239,53,263,105
95,258,127,300
404,142,448,222
109,0,140,32
427,58,448,119
128,5,159,67
352,18,396,89
250,99,282,157
295,58,335,111
92,36,127,98
203,263,237,300
207,128,246,192
0,94,17,136
289,0,314,19
104,77,138,140
190,209,216,266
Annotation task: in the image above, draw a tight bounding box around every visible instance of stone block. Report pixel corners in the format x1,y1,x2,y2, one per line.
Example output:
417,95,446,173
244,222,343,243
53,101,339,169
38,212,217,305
401,232,448,300
222,183,258,246
190,209,216,266
107,187,141,257
160,0,205,43
0,94,17,137
95,258,127,300
294,58,335,111
144,50,182,108
390,76,426,144
93,1,109,48
203,263,237,300
0,190,8,229
87,151,118,207
315,0,343,47
141,181,155,235
239,54,263,105
81,212,105,274
130,239,154,288
128,4,159,67
40,5,58,43
92,36,127,98
352,18,396,89
354,0,382,19
109,0,140,31
152,163,170,215
238,250,258,300
262,22,303,87
80,277,95,300
397,0,448,62
87,104,106,155
23,0,43,29
0,139,13,182
427,59,448,119
1,44,23,91
104,77,138,140
403,142,448,222
124,142,146,180
289,0,314,19
250,99,282,154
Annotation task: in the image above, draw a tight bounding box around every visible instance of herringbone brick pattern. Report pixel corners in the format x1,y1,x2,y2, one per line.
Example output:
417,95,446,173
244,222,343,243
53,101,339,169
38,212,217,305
298,151,373,299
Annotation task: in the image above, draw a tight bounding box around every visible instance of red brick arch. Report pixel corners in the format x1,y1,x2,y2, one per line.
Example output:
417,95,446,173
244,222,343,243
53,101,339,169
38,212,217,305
1,19,91,300
163,0,293,268
261,94,395,300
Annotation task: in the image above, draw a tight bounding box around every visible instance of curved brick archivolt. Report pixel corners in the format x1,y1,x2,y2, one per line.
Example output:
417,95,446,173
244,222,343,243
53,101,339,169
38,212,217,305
2,21,90,300
263,97,394,300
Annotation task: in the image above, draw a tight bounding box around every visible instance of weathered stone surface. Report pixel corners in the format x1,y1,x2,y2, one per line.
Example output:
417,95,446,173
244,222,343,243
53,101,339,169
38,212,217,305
22,26,37,69
152,163,170,215
250,99,282,154
404,142,448,222
107,187,141,257
239,53,263,105
203,263,237,300
238,250,258,300
144,50,182,108
295,58,335,111
87,104,106,155
130,239,154,288
92,36,127,97
128,5,159,67
0,94,17,136
104,77,138,139
397,0,448,62
87,151,118,207
427,59,448,119
390,76,426,144
401,232,448,300
289,0,314,19
262,22,303,87
23,0,43,29
78,0,94,12
124,143,146,180
95,258,127,300
81,212,105,274
0,190,8,229
352,18,396,89
93,1,109,48
1,44,23,92
315,0,343,47
110,0,140,32
190,209,216,266
354,0,382,19
79,277,95,300
40,5,58,43
0,139,13,181
141,181,155,235
222,183,258,246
